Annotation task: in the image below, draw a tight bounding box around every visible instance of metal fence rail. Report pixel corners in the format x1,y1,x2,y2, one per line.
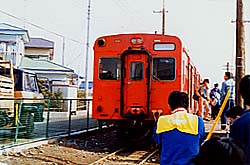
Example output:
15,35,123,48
0,98,97,148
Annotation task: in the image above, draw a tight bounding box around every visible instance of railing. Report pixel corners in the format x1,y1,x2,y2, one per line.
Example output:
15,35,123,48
0,98,97,149
0,75,14,96
0,51,17,65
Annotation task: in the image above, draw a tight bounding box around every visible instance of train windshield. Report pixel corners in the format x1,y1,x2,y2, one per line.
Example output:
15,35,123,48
24,73,39,92
153,58,175,80
99,58,120,80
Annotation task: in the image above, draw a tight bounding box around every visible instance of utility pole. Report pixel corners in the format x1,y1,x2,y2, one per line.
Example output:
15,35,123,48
235,0,245,106
226,62,230,72
62,37,65,65
23,0,27,28
222,62,233,73
162,0,166,34
84,0,91,98
153,0,167,34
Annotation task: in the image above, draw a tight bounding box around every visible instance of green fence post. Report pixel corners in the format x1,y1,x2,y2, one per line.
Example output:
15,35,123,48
68,99,72,136
46,99,50,138
14,100,22,143
86,99,90,133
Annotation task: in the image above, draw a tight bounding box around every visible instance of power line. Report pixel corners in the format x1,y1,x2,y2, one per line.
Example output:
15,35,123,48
0,8,84,45
110,0,151,30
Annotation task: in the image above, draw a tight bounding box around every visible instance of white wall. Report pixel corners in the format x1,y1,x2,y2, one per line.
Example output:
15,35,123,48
51,85,78,115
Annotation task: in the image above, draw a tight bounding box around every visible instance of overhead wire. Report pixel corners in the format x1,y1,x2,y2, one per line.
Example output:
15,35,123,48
110,0,152,31
0,8,84,45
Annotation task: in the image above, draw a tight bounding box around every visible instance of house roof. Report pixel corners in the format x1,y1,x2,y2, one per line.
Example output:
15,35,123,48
25,38,54,49
0,23,29,42
19,56,74,74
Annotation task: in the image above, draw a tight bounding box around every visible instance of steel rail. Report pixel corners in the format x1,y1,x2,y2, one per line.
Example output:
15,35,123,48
89,148,125,165
138,148,159,165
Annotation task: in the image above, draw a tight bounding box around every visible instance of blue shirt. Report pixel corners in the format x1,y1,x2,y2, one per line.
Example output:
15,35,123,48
230,109,250,165
221,78,235,100
210,87,221,105
153,110,205,165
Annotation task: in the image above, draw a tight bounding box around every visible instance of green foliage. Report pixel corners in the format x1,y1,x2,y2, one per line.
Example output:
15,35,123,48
48,89,63,109
37,79,63,110
77,90,86,111
77,90,86,99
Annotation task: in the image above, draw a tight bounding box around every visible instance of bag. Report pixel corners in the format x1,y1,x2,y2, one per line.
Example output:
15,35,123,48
193,93,199,101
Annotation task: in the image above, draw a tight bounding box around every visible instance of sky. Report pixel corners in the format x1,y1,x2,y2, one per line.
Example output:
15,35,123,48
0,0,249,87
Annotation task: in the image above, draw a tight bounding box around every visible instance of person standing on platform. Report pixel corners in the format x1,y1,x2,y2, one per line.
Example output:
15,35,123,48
221,72,235,130
153,91,205,165
230,75,250,165
195,79,211,120
210,83,221,120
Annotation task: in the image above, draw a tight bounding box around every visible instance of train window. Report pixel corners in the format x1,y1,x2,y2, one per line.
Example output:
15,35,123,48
130,62,143,81
153,58,175,80
154,43,175,51
99,58,120,80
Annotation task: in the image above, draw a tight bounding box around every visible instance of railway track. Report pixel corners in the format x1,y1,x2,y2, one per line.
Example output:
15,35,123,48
89,145,158,165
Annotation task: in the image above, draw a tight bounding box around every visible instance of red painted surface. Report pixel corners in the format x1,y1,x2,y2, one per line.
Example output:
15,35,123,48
92,33,201,122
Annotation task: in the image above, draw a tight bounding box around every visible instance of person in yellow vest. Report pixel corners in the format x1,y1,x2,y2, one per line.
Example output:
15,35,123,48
153,91,205,165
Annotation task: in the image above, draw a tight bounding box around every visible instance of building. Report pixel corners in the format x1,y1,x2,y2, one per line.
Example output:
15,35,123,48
25,38,54,60
0,23,29,66
19,56,78,113
79,81,93,90
0,23,78,114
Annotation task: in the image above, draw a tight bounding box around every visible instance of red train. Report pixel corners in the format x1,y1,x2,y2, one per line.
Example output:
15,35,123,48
92,33,201,130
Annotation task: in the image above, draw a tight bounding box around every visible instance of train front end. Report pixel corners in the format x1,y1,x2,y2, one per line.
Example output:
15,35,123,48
92,33,188,129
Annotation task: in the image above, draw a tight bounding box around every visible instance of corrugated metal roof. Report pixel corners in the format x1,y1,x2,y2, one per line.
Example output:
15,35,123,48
25,38,54,48
0,23,30,42
19,56,74,73
0,23,26,31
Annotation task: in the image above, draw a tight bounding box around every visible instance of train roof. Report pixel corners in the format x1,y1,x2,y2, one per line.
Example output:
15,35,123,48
94,33,182,43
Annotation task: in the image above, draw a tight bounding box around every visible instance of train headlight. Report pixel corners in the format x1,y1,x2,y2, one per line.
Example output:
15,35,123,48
97,38,106,47
137,38,143,44
131,38,137,44
131,38,143,45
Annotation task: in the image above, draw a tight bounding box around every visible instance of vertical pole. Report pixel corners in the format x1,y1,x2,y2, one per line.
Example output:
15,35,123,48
84,0,91,98
62,37,65,65
14,101,22,143
235,0,245,106
68,99,72,136
162,0,166,34
86,100,90,133
226,62,230,72
46,99,50,138
23,0,27,28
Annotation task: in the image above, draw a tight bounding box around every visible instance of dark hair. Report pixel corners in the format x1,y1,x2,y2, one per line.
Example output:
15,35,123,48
225,72,232,79
239,75,250,106
192,137,245,165
168,91,189,110
226,106,244,119
203,79,209,84
214,83,219,88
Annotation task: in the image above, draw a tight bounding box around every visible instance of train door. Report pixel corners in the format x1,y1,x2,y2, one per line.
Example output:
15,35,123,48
120,50,151,118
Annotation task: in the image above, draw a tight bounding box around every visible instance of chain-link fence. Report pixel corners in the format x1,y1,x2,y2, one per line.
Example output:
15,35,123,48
0,98,97,148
